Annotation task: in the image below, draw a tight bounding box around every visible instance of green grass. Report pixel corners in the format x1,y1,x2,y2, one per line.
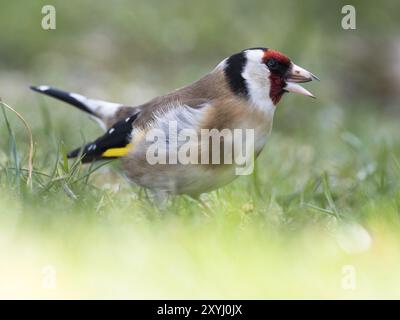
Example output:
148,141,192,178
1,98,400,299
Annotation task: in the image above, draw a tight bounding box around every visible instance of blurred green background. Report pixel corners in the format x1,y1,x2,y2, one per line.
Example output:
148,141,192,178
1,0,400,299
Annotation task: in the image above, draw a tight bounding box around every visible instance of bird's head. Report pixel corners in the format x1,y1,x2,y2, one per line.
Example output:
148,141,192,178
223,47,319,107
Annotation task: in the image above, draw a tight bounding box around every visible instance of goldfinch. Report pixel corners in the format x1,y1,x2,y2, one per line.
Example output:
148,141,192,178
31,47,318,196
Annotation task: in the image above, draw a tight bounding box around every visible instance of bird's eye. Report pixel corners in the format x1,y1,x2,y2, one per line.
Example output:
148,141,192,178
267,59,278,70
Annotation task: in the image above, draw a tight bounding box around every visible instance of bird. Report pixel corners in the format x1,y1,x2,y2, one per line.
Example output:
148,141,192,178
31,47,318,196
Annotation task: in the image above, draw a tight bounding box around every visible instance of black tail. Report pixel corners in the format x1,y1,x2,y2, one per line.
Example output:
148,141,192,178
30,85,98,117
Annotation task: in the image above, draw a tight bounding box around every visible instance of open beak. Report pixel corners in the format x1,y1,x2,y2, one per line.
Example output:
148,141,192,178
284,63,319,98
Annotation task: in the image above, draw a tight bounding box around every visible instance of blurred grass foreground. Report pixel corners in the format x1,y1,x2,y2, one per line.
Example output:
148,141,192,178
1,0,400,299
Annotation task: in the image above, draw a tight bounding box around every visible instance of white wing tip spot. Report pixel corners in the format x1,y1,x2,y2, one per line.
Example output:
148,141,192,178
108,128,115,134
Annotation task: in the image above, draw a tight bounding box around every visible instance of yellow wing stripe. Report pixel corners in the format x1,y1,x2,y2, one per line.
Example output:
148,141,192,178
101,143,133,158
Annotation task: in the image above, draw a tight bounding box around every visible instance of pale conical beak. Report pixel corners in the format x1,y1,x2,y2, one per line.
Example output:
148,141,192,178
284,63,319,98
